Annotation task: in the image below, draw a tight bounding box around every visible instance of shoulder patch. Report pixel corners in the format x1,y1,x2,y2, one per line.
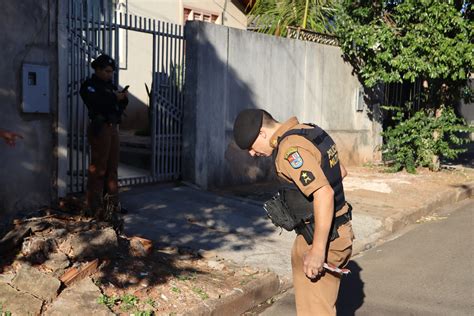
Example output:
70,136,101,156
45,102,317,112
285,147,303,169
284,147,298,159
87,86,96,93
300,170,315,186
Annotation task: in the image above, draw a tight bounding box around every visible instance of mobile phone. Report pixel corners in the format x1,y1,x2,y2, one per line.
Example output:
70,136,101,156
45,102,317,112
121,85,130,92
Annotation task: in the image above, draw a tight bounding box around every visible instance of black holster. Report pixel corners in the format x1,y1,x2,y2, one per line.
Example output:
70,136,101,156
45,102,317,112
294,204,352,245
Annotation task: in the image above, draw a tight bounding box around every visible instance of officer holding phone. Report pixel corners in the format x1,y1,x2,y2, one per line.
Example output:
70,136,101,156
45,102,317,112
79,54,128,228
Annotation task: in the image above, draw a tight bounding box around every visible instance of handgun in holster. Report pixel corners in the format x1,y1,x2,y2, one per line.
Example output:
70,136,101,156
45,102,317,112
263,187,352,245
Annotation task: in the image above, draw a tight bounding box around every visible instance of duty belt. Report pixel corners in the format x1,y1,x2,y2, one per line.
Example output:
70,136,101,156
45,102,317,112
295,204,352,245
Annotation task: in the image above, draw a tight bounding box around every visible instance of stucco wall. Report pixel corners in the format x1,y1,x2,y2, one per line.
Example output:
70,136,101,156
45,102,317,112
183,22,383,189
0,1,58,220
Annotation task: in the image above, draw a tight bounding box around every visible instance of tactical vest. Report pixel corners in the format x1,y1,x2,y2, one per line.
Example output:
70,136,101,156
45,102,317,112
274,123,346,211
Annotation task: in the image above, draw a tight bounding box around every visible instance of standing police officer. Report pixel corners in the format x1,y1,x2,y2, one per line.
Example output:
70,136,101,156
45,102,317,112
233,109,353,315
80,54,128,226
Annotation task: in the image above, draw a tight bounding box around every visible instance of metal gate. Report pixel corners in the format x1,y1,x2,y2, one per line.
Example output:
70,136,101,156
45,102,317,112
66,0,185,193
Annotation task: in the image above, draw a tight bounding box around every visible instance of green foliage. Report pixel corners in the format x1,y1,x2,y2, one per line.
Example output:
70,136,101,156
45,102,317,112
98,293,155,315
381,106,472,173
0,304,12,316
175,272,197,281
192,287,209,300
135,311,154,316
120,293,139,311
248,0,337,36
97,294,119,308
336,0,473,88
171,286,181,294
143,298,156,308
336,0,473,170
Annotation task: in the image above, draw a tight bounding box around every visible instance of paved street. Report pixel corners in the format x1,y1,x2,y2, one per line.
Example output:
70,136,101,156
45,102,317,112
260,198,474,315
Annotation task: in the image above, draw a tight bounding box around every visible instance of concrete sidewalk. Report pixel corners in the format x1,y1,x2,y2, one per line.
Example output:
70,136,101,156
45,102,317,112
121,166,473,314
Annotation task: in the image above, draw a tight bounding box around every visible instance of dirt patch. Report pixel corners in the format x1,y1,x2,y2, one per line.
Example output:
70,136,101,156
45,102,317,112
0,201,270,315
93,244,265,315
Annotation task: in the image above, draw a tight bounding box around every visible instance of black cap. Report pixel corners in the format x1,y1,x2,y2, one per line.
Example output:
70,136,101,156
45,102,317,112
233,109,265,150
91,54,116,71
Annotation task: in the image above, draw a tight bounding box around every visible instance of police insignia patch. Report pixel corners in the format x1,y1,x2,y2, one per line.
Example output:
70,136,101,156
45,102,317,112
285,148,303,169
300,170,315,186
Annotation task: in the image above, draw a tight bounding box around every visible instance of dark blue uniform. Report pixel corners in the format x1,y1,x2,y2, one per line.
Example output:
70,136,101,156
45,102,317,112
79,74,128,223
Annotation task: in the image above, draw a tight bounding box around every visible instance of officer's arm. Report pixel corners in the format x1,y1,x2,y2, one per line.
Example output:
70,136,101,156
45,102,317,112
302,185,334,278
80,82,118,110
340,163,347,179
310,184,334,257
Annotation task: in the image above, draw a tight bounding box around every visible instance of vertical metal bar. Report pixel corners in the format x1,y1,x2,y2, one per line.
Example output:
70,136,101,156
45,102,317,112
85,1,91,179
74,1,80,192
168,23,173,178
103,1,107,53
125,12,128,31
179,25,185,177
80,0,86,192
96,3,101,55
86,4,91,77
158,21,164,178
108,0,113,56
67,0,73,193
91,3,96,56
98,3,102,52
151,19,157,177
164,22,170,178
171,23,178,178
114,11,119,84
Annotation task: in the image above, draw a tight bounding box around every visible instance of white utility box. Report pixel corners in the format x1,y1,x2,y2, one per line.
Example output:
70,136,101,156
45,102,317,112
22,64,50,113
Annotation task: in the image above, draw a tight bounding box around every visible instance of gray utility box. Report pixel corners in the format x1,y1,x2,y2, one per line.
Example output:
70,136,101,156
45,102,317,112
22,63,50,113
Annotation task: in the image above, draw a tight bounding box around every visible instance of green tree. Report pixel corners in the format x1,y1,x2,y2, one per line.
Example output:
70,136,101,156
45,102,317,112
336,0,473,172
248,0,337,36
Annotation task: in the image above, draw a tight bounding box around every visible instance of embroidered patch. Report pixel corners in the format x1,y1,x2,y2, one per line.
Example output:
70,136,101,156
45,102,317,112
87,86,96,93
300,170,315,186
284,147,298,159
286,149,303,169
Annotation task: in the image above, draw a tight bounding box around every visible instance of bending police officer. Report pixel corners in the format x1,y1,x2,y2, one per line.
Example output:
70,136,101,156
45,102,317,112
233,109,353,315
79,54,128,227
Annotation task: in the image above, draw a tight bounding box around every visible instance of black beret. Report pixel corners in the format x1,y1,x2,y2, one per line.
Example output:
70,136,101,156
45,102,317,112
233,109,264,150
91,54,116,70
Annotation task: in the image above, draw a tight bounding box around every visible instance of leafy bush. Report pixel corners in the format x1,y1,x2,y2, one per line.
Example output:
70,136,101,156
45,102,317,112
381,106,472,173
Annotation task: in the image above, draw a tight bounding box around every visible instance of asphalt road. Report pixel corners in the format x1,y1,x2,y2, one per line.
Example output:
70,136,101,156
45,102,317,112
259,198,474,316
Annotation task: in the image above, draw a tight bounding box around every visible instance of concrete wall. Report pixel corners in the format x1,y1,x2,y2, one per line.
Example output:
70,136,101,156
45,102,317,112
119,0,247,130
0,1,58,219
183,22,383,189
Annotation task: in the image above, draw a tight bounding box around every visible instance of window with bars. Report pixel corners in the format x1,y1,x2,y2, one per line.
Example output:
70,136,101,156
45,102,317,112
184,7,219,24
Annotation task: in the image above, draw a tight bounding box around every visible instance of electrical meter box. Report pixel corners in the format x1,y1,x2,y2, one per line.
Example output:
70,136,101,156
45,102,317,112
22,64,50,113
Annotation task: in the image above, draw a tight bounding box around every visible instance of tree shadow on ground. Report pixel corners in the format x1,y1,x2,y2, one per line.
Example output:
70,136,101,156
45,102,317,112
121,184,276,254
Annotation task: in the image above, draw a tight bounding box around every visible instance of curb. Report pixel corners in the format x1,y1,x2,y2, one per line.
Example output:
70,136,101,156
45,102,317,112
185,271,286,316
353,181,474,255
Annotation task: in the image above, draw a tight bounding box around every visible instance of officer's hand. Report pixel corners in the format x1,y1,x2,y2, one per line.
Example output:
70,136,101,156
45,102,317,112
303,248,325,279
0,130,23,147
115,91,127,101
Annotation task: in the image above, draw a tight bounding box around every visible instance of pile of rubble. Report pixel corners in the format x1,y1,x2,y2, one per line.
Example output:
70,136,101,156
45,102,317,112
0,200,274,315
